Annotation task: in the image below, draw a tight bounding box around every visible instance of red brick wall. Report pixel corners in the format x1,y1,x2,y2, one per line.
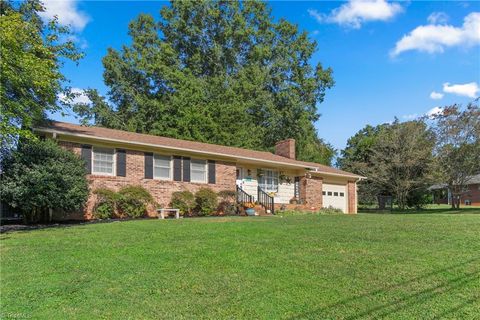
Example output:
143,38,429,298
299,176,323,209
275,139,295,159
347,181,357,214
58,141,236,219
461,184,480,206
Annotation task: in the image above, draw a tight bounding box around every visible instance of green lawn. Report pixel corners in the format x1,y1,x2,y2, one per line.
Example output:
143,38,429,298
1,211,479,319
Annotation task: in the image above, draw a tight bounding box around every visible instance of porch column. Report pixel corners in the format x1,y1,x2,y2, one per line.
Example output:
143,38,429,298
300,176,323,209
347,181,357,214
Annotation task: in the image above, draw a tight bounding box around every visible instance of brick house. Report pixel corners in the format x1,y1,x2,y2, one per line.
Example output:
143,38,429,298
431,174,480,206
34,121,363,218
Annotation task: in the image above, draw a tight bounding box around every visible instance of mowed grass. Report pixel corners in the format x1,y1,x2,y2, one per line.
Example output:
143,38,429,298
1,211,479,319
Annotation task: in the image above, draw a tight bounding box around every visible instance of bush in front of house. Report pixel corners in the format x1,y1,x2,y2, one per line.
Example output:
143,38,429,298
217,190,237,215
93,188,119,219
319,206,344,214
0,139,89,223
117,185,154,218
170,191,195,216
194,188,218,216
278,206,343,216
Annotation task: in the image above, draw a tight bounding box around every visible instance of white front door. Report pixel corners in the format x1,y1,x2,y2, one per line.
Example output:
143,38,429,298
322,184,347,213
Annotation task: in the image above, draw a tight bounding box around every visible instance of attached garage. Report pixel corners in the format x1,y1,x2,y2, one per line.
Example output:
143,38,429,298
322,183,348,213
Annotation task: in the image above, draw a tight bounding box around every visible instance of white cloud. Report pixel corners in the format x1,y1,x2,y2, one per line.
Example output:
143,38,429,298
59,88,91,105
426,106,443,118
39,0,89,31
309,0,403,29
403,106,445,120
430,91,444,100
391,12,480,57
443,82,480,98
308,9,324,23
402,113,418,120
427,12,449,25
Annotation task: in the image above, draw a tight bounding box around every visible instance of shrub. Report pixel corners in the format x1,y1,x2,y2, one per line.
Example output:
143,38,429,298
170,191,195,215
0,139,89,223
319,206,343,214
194,188,218,216
93,188,118,219
406,189,432,209
217,190,237,215
279,206,343,217
117,185,154,218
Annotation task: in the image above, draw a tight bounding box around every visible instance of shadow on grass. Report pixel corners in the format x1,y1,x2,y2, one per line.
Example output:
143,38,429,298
359,207,480,215
0,218,145,235
289,257,480,319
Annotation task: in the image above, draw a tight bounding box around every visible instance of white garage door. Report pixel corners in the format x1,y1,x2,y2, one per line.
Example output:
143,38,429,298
323,184,347,213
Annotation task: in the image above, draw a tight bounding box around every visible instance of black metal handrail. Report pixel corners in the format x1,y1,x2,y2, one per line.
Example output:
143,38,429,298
236,185,254,213
257,187,275,215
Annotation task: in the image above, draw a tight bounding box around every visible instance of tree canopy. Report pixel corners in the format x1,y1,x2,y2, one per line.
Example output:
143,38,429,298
429,102,480,208
74,0,335,164
0,0,82,146
339,120,436,209
0,139,89,223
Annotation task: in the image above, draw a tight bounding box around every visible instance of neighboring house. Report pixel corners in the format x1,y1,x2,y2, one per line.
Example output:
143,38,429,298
34,121,362,218
431,174,480,206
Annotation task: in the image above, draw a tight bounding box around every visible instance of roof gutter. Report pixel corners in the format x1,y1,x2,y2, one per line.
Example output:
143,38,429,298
310,167,365,180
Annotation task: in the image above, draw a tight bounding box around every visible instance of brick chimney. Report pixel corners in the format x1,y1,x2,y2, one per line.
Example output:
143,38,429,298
275,139,296,159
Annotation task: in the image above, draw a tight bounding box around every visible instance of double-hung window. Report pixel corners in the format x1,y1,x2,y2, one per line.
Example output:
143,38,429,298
258,169,279,192
154,155,171,179
92,147,115,175
191,159,207,183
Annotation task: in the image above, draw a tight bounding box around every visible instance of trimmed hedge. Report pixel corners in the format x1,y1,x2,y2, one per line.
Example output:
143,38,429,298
195,188,218,216
217,190,237,215
93,186,154,219
93,188,119,219
118,185,154,218
170,191,195,215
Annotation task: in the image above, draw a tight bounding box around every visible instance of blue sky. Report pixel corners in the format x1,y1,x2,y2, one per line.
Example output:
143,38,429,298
43,0,480,152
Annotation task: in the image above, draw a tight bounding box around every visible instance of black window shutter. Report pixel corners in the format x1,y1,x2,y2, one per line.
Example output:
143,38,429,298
173,156,182,181
182,157,191,182
208,160,216,184
116,149,126,177
81,145,92,174
144,152,153,179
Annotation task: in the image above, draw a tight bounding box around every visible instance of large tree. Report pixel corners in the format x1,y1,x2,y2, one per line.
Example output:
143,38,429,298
0,139,89,223
0,0,82,147
429,102,480,209
338,124,388,204
339,120,436,209
74,1,335,164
